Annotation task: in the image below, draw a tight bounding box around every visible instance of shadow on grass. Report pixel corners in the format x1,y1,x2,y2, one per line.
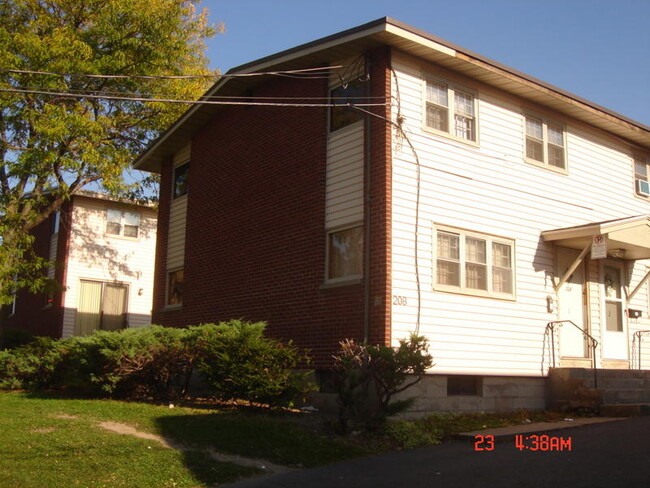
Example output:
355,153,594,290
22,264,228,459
154,409,368,486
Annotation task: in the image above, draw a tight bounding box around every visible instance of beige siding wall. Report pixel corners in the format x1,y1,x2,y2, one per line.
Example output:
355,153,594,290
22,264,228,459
326,122,364,229
390,51,650,376
61,197,157,337
166,144,190,272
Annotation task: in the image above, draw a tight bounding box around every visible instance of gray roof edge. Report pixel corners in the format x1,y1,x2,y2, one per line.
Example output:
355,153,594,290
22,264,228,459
134,17,649,172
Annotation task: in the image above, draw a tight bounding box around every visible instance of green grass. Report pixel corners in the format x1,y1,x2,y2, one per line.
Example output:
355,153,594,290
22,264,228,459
0,392,368,488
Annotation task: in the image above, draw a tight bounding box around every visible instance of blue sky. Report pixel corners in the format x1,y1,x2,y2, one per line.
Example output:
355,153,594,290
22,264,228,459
199,0,650,126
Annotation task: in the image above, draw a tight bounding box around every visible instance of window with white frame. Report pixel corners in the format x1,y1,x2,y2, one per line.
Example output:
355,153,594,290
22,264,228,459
327,225,363,281
435,227,514,298
634,156,650,197
106,209,140,238
524,115,566,169
425,78,477,142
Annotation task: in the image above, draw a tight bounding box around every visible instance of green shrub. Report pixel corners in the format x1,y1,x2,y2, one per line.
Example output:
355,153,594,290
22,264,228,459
333,334,433,431
0,328,36,350
0,337,64,389
383,419,443,449
194,320,313,407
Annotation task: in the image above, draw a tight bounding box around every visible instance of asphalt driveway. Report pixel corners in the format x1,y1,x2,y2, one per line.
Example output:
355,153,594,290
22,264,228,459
221,416,650,488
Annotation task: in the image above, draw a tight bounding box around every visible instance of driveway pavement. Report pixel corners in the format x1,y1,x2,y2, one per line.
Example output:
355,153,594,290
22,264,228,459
221,416,650,488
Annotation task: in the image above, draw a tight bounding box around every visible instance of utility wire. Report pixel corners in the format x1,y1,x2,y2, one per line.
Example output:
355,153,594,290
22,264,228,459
0,65,343,80
0,87,391,108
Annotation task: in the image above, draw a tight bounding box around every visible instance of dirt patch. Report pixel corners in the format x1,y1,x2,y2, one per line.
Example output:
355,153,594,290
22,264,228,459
97,420,293,474
51,414,78,420
98,421,175,448
30,427,56,434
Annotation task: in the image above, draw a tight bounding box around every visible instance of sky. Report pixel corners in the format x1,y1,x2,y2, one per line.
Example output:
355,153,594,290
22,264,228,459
198,0,650,127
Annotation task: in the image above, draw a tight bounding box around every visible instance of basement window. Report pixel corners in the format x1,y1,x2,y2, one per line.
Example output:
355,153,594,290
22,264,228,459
447,375,482,396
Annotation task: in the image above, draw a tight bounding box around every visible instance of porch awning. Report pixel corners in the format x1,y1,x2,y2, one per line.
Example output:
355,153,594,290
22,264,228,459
542,215,650,261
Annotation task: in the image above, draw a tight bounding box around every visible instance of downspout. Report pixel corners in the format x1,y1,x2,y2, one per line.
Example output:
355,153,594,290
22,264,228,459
363,54,372,344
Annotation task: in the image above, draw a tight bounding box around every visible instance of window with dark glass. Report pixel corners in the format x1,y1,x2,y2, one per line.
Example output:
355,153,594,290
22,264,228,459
173,163,189,199
327,226,363,280
167,269,184,306
330,79,365,132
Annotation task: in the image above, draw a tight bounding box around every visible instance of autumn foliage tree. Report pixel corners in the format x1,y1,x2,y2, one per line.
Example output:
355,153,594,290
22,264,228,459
0,0,218,312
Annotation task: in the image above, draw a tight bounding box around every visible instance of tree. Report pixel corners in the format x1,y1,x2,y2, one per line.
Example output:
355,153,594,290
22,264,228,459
0,0,218,310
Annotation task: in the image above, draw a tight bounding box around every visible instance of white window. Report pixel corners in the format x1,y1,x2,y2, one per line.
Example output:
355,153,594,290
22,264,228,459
327,225,363,281
106,209,140,238
425,78,477,142
525,115,566,169
634,156,650,197
435,227,514,298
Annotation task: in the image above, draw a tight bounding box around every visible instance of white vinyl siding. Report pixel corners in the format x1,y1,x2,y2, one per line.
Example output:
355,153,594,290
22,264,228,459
389,51,650,376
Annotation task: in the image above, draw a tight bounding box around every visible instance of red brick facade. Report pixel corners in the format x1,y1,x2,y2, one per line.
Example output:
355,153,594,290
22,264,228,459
152,48,392,367
5,202,72,338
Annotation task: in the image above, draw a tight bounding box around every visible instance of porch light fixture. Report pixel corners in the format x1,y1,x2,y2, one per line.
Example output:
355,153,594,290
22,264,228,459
609,248,626,259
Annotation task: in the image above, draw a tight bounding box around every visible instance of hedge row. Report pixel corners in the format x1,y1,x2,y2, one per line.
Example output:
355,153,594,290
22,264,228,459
0,321,312,406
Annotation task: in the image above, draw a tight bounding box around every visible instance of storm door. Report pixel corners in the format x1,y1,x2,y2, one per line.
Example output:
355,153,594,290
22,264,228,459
557,248,588,358
602,263,628,360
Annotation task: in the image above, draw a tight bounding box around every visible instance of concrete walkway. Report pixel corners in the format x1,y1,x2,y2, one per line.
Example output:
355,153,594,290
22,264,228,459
221,416,650,488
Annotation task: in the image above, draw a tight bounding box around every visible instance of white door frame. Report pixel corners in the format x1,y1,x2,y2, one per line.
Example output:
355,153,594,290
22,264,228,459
600,260,629,360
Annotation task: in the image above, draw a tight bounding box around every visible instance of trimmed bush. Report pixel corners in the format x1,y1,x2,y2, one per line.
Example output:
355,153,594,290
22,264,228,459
194,320,313,407
0,321,314,406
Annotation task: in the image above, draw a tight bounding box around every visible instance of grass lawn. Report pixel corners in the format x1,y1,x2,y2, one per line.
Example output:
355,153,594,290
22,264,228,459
0,392,367,488
0,391,570,488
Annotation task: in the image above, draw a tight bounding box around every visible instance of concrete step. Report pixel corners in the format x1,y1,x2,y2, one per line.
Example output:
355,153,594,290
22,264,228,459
600,404,650,417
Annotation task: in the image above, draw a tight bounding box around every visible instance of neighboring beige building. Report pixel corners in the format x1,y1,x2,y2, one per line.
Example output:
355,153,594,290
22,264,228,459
7,192,157,338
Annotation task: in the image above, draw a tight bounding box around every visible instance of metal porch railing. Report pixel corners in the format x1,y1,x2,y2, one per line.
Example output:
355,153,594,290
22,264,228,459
546,320,599,388
632,331,650,370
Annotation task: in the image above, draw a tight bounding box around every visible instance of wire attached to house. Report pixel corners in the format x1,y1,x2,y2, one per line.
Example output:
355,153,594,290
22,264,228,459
354,95,423,336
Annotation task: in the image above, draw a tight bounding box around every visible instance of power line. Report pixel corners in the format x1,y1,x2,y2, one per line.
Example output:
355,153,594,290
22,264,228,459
0,65,344,80
0,87,391,108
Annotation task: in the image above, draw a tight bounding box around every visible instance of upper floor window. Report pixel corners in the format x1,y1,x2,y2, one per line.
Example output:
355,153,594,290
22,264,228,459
634,157,650,197
330,79,365,132
106,209,140,238
425,79,477,142
435,227,515,299
525,115,566,170
173,162,189,199
52,210,60,234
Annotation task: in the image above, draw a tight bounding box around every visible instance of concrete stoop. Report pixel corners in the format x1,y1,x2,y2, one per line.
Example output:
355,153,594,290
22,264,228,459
548,367,650,417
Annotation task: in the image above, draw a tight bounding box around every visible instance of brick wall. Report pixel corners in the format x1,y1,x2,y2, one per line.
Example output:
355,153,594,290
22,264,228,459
5,201,72,337
153,49,392,367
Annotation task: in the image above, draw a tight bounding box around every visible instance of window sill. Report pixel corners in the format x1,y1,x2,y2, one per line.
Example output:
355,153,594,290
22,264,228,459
523,158,568,175
433,286,516,302
320,278,363,290
162,304,182,312
422,125,479,148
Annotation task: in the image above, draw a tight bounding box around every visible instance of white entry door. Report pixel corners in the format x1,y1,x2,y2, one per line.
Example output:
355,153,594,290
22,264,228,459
557,248,588,358
602,263,628,360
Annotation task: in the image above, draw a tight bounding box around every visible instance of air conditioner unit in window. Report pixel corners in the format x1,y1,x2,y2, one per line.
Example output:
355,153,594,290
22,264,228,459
637,179,650,197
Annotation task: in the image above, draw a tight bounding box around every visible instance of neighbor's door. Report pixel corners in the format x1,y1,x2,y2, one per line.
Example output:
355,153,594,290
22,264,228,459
557,248,588,358
75,281,128,335
602,263,628,360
